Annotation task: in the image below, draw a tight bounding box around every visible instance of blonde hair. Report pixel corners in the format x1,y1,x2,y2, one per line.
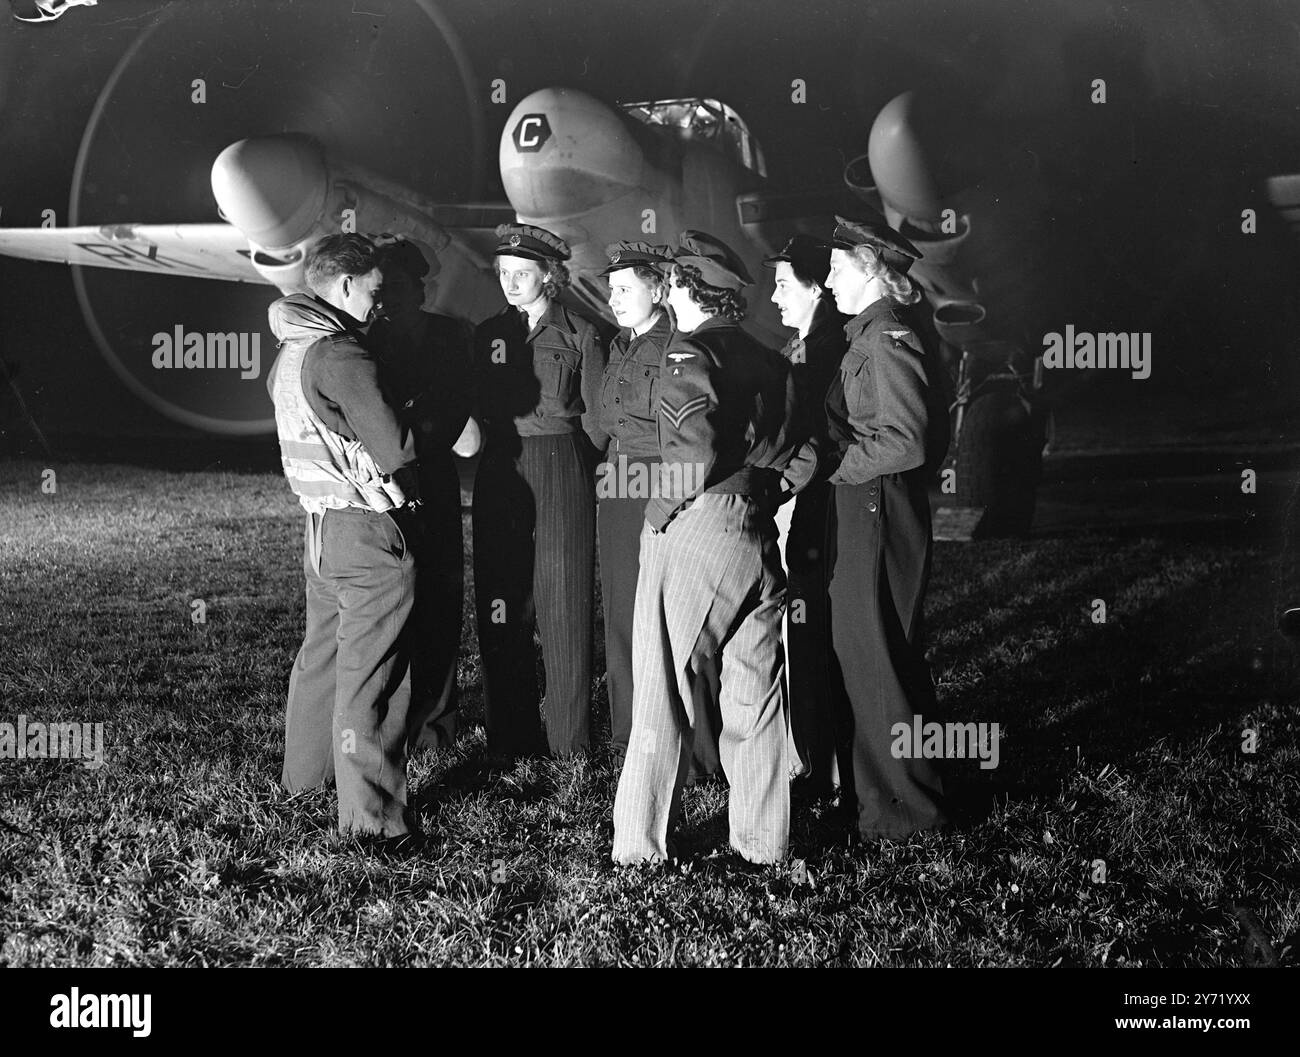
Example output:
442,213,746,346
850,244,920,305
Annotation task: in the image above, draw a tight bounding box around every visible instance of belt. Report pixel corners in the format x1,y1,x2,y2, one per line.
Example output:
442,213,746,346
706,467,778,496
610,436,659,458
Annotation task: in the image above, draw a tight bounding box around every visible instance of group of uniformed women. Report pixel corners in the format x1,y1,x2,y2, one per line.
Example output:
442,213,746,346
379,212,951,851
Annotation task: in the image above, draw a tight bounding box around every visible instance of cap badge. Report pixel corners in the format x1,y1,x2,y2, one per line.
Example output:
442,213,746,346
509,234,521,247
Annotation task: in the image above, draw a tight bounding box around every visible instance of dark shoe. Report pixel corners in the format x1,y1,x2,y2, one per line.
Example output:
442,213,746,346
791,775,840,805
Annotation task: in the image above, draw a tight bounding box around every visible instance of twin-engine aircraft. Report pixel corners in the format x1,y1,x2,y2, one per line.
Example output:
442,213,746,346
1,83,1044,531
0,85,1021,425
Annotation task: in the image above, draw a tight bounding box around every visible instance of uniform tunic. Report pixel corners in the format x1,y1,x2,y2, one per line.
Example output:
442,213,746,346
370,311,474,751
472,299,607,758
596,310,722,773
613,315,816,865
824,296,951,838
775,299,848,793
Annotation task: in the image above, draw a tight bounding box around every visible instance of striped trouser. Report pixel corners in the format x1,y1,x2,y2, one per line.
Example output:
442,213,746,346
597,455,722,775
473,433,595,757
612,493,789,864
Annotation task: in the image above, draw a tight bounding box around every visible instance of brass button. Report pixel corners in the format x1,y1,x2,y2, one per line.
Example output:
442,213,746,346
868,485,878,495
867,502,878,513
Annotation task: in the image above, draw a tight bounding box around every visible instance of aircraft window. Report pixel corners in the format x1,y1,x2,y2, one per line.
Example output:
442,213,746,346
620,98,767,178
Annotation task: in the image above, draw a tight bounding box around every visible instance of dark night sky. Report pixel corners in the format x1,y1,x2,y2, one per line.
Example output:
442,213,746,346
1,0,1299,443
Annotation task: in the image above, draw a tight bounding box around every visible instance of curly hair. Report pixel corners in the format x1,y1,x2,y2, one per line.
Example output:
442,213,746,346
671,263,747,323
304,233,377,293
848,244,921,305
540,259,571,300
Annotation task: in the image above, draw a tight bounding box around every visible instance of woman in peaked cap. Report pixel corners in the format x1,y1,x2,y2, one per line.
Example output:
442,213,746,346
472,223,608,761
764,233,850,799
595,241,722,779
612,229,817,865
822,213,952,839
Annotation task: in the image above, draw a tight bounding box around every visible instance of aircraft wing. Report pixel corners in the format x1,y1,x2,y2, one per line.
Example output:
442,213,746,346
0,222,266,284
735,186,870,228
425,203,518,266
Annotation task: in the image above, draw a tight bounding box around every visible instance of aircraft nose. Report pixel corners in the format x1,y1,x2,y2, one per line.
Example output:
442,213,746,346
211,134,329,249
500,88,644,220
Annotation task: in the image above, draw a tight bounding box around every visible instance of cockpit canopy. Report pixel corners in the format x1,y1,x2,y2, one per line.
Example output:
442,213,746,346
620,98,767,179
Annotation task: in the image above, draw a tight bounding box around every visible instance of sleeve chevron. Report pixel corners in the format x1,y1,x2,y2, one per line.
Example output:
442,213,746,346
659,394,710,429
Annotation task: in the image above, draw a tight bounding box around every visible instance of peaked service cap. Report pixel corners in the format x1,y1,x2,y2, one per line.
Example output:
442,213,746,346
762,233,833,286
829,214,922,273
599,241,674,276
671,229,753,290
493,223,571,261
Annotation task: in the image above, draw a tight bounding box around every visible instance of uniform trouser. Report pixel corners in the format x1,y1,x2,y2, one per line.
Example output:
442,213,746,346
775,480,840,792
613,493,790,865
406,454,464,751
597,456,722,775
473,433,595,757
827,475,947,839
282,506,415,837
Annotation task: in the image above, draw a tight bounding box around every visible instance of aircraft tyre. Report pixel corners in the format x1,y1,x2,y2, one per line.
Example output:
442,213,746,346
954,389,1042,538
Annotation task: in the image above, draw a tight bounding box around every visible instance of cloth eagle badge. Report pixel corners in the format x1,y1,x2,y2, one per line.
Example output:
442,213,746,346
667,350,694,376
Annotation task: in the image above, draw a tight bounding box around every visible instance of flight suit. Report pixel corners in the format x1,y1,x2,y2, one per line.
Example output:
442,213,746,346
472,299,607,758
597,309,722,773
370,311,474,751
774,298,849,794
612,315,816,864
824,296,951,839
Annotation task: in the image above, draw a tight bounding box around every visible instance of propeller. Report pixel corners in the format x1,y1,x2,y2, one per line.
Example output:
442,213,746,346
68,0,483,436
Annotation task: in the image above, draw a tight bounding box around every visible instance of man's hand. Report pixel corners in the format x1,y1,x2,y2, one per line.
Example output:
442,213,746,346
390,465,422,508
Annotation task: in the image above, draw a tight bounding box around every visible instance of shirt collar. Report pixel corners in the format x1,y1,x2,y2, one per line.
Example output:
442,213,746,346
529,298,577,337
685,314,736,339
806,298,846,342
784,299,841,354
626,309,671,346
843,296,900,341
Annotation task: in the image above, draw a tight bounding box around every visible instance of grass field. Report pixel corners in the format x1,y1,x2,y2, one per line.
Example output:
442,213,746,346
0,458,1297,967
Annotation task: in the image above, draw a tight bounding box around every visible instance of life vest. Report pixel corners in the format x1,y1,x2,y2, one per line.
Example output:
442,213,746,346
267,296,408,517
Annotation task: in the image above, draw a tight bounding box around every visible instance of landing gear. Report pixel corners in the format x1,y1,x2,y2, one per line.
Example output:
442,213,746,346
947,341,1050,539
